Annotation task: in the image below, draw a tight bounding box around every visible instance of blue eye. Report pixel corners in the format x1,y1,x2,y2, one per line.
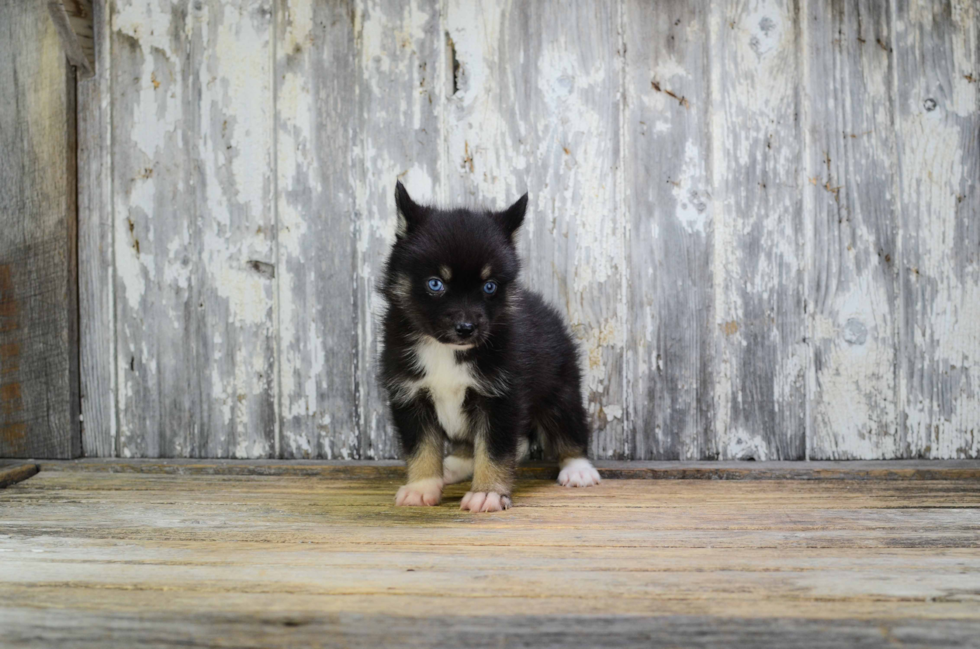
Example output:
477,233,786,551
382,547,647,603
427,278,445,292
483,281,498,295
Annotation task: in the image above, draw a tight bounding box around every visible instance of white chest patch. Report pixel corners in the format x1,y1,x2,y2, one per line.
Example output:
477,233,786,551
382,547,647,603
409,338,478,439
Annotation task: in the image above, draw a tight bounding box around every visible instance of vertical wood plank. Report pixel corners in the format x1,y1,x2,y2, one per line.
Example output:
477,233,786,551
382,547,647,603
79,0,116,457
709,0,807,460
802,0,901,459
276,0,358,459
446,0,627,459
354,0,445,458
111,0,176,458
112,0,277,458
895,0,980,458
0,0,80,459
624,1,714,459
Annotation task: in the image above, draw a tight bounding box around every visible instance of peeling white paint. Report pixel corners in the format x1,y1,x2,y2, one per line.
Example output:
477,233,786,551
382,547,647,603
114,1,182,159
673,141,709,234
725,429,771,461
112,0,277,459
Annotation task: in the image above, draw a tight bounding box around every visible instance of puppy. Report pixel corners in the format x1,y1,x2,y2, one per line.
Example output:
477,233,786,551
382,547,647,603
381,182,601,512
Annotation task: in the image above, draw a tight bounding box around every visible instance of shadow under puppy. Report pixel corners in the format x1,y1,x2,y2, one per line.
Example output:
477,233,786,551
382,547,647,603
380,182,601,513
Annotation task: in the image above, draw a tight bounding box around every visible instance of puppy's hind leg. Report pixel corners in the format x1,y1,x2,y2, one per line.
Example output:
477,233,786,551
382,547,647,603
557,457,601,487
539,397,601,488
443,440,475,485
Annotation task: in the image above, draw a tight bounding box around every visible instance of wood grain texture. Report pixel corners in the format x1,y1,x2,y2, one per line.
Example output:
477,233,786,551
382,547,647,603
47,0,95,77
803,0,901,459
276,0,358,459
63,0,96,66
353,0,445,458
894,0,980,458
709,0,807,460
35,458,980,481
1,471,979,647
112,0,277,458
78,0,115,457
0,462,39,489
624,1,714,460
4,611,979,649
445,0,627,458
0,0,80,459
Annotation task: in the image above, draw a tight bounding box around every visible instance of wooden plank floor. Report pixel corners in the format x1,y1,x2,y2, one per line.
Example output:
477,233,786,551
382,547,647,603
1,464,979,648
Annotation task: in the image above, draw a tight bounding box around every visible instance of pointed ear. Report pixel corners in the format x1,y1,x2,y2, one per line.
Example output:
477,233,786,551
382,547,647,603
394,181,424,239
496,192,528,241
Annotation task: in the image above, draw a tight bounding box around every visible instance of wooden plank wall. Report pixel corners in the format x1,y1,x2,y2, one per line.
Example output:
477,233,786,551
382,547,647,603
0,0,81,458
76,0,980,460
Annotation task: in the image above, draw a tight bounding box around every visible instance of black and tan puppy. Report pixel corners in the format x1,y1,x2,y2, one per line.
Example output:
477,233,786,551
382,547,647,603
380,182,600,513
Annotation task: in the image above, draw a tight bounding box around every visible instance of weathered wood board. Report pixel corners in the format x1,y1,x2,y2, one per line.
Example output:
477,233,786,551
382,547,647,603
894,0,980,458
78,0,115,457
47,0,95,77
34,457,980,481
2,471,979,647
111,0,278,458
0,0,80,459
803,0,902,459
275,0,358,459
0,462,39,489
624,1,714,460
709,0,807,460
71,0,980,460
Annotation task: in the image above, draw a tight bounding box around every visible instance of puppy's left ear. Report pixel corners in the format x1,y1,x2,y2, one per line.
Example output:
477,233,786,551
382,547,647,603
495,192,528,241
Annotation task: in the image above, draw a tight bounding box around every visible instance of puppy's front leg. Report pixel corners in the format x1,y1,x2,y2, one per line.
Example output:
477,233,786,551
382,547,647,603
393,400,444,507
461,403,519,513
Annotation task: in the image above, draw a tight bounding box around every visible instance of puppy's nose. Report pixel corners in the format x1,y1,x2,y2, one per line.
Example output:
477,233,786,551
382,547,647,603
455,322,475,338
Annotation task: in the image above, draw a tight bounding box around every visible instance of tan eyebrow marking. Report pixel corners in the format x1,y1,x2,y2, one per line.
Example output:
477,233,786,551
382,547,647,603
481,264,492,280
439,265,452,281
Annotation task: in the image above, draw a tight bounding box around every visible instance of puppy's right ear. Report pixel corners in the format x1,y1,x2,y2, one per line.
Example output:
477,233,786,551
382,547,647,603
495,192,528,242
395,181,424,239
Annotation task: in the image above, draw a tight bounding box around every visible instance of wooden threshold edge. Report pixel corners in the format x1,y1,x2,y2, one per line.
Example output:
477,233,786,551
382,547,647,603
0,462,40,488
26,459,980,481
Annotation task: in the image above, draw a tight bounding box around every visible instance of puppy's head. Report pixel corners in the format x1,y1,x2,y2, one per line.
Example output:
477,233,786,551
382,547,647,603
382,181,527,348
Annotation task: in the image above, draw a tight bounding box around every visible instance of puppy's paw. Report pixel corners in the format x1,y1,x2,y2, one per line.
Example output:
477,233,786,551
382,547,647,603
558,458,601,488
460,491,512,513
442,455,474,485
395,478,444,506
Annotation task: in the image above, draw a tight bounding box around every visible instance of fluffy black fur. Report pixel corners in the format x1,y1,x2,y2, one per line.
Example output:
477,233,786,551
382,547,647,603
380,182,591,501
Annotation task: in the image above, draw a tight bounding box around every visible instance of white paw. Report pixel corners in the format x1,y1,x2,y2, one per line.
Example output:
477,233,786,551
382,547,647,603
558,458,601,488
395,478,444,506
460,491,512,513
442,456,474,485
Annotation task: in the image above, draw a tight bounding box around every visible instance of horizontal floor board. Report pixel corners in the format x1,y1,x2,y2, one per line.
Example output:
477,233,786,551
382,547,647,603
4,608,980,649
34,459,980,480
